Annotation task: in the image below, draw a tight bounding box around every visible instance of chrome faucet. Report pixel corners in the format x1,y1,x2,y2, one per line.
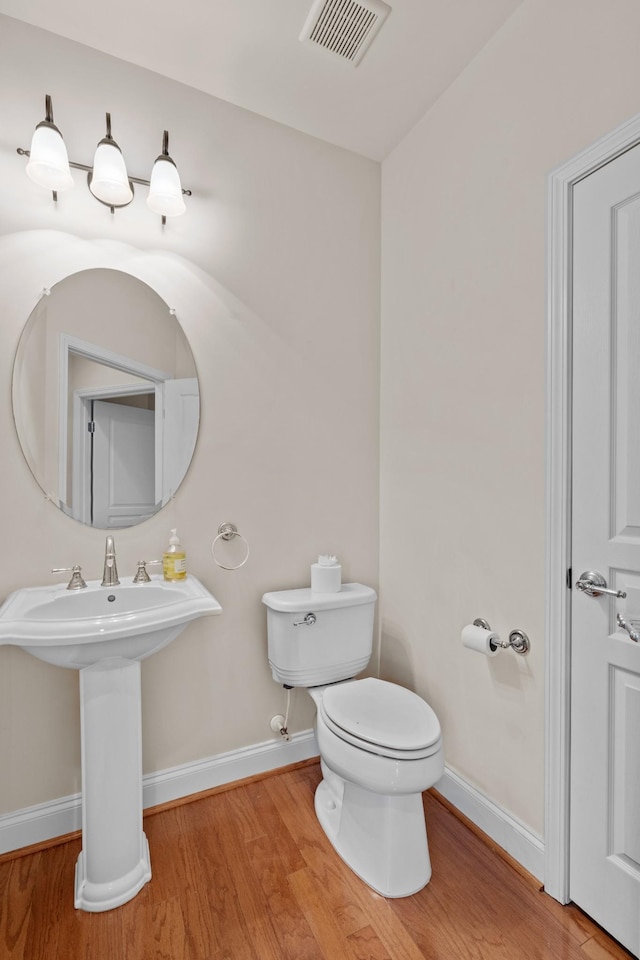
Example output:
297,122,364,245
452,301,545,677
101,535,120,587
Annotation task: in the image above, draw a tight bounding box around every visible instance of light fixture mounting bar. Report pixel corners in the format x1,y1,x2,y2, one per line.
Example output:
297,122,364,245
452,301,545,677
16,147,192,196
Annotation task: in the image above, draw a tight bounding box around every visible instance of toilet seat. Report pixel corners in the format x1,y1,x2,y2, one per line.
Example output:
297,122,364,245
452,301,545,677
319,677,442,760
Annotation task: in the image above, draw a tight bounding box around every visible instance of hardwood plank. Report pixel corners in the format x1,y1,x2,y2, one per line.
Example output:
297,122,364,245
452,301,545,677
420,799,556,958
295,839,371,939
20,839,74,959
581,931,636,960
389,792,617,960
338,883,428,960
137,802,235,958
241,778,307,875
238,776,322,960
168,801,257,960
0,856,35,959
430,790,606,950
360,903,429,960
529,893,607,949
123,896,187,960
264,770,331,867
230,778,273,845
288,865,356,960
347,924,393,960
0,763,635,960
244,833,320,960
59,902,127,960
208,789,286,960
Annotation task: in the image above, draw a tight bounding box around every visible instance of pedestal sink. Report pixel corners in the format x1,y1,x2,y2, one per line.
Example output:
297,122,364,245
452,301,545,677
0,575,222,911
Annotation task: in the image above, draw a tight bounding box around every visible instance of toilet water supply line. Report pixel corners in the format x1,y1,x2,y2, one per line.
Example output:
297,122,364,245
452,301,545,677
209,522,294,740
270,688,292,741
207,521,295,739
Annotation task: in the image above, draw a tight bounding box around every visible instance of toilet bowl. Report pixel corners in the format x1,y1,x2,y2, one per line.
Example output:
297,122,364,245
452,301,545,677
309,679,444,897
262,583,444,898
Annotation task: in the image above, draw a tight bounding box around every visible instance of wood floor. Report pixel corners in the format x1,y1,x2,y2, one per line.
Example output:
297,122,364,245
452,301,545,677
0,760,633,960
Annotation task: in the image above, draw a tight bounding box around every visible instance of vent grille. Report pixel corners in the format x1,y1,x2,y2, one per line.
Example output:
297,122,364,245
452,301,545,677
300,0,391,66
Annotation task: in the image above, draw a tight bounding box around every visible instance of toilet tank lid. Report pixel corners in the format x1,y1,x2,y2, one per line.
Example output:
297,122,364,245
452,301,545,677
261,582,376,612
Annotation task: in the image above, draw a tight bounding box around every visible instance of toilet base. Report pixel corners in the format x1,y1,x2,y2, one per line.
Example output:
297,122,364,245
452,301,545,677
314,770,431,898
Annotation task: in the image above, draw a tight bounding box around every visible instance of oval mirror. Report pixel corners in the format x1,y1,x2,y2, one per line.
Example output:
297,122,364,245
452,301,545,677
12,268,199,528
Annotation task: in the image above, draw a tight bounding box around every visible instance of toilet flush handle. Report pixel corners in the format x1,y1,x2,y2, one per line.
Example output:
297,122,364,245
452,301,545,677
293,612,316,627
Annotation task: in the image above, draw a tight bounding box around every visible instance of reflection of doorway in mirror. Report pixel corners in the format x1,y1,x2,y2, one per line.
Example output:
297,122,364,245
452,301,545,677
92,398,156,528
67,354,198,527
70,380,157,527
12,268,201,529
63,340,169,526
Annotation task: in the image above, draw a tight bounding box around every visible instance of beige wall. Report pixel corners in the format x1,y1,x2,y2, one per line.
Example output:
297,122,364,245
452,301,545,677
5,0,639,850
0,17,380,817
380,0,640,836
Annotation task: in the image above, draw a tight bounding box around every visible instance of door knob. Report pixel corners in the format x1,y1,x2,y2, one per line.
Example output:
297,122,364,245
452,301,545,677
575,570,626,599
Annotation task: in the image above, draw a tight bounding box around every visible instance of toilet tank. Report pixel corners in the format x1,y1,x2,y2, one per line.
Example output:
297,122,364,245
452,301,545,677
262,583,377,686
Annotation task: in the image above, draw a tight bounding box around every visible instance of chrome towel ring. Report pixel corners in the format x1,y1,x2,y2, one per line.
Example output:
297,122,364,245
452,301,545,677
211,522,250,571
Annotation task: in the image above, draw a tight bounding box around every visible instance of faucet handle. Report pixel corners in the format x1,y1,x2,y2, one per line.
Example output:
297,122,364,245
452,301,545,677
132,559,162,584
52,564,87,590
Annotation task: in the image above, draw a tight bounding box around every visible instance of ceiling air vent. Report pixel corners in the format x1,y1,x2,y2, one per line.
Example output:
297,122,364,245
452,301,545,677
300,0,392,67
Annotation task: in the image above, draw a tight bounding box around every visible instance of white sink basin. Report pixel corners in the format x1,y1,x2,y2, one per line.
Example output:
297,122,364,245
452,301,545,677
0,571,222,912
0,574,222,668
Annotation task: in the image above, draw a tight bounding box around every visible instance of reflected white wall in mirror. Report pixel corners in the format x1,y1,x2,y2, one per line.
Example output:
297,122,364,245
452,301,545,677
12,268,199,528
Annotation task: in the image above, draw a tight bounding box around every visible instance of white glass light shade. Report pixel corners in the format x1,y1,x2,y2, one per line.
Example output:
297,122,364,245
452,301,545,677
26,123,74,192
89,140,133,206
147,157,186,217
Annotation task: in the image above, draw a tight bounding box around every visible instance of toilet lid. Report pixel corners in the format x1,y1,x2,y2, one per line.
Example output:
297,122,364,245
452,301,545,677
321,677,441,752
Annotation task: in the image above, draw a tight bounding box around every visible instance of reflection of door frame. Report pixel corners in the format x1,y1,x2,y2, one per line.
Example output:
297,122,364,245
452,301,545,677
545,114,640,903
71,384,157,525
58,334,170,511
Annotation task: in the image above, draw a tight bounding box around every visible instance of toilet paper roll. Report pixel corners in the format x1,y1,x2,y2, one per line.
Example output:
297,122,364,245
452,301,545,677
461,623,500,657
311,558,342,593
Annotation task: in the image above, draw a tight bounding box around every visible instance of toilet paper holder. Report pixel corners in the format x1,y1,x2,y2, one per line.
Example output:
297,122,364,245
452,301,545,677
473,619,530,656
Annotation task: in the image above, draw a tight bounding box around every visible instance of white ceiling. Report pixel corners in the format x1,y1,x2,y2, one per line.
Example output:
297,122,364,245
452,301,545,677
0,0,522,160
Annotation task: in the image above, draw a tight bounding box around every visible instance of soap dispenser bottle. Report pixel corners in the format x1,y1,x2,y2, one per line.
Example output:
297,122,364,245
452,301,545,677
163,528,187,581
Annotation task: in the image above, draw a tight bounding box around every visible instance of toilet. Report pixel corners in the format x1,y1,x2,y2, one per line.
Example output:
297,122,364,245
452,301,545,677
262,582,444,898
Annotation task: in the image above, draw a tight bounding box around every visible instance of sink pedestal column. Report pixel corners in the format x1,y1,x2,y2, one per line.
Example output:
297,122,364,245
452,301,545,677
75,657,151,912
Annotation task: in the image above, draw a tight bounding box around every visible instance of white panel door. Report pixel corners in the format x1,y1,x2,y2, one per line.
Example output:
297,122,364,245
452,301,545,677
92,400,156,528
571,142,640,956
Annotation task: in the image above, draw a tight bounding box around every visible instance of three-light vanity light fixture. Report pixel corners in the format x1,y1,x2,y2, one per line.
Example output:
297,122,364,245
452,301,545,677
18,94,191,224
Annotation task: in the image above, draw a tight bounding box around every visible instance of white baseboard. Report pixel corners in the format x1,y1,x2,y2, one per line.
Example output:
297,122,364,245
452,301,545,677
435,765,544,882
0,729,319,855
1,742,544,886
